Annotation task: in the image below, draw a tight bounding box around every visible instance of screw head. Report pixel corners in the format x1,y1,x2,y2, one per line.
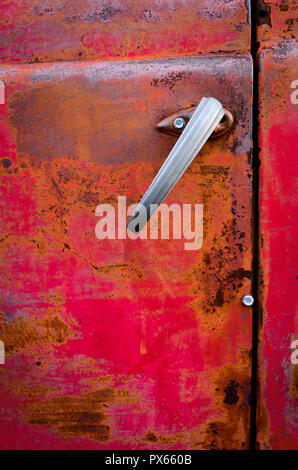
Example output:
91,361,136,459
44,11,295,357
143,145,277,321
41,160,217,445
242,295,254,307
173,117,186,130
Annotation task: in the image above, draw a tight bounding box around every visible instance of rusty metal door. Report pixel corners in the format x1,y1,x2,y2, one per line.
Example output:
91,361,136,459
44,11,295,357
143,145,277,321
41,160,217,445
0,1,295,451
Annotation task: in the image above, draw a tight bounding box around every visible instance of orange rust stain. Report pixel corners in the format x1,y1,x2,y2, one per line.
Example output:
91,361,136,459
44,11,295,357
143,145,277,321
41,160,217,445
257,0,298,46
201,365,251,450
289,365,298,399
184,161,251,318
143,430,189,447
7,75,164,166
144,431,158,443
256,400,269,449
25,386,138,442
25,388,115,442
0,309,75,354
40,293,65,305
1,372,56,400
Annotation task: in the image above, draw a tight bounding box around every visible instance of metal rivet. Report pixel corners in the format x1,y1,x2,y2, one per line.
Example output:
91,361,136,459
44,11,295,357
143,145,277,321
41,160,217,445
173,117,186,129
242,295,254,307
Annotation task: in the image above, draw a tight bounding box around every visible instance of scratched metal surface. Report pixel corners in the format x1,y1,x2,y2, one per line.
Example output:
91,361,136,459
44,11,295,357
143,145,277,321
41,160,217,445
0,55,253,449
0,0,251,64
257,43,298,449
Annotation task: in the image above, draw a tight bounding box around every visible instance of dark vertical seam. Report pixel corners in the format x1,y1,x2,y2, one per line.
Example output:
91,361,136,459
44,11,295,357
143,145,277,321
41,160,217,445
249,0,261,451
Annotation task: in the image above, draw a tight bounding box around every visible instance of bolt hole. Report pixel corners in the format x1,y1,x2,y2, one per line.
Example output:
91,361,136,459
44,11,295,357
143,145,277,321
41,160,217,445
259,10,267,18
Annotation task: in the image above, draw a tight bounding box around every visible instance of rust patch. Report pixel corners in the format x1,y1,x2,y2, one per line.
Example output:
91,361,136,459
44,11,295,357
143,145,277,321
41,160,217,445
187,213,251,316
26,388,116,442
144,431,158,442
201,366,251,450
256,400,269,448
223,380,240,405
0,310,75,354
64,4,123,23
290,365,298,399
151,71,190,91
8,79,95,162
257,0,272,27
2,158,12,168
279,1,289,12
143,430,188,446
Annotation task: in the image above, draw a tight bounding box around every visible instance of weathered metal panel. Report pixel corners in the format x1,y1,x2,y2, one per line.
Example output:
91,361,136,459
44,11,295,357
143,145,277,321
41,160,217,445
257,43,298,450
0,0,250,64
256,0,298,450
0,55,253,449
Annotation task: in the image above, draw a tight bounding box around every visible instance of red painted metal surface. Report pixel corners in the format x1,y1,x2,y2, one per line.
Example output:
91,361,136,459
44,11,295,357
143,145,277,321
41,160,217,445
257,45,298,450
0,0,250,64
0,56,253,449
256,0,298,450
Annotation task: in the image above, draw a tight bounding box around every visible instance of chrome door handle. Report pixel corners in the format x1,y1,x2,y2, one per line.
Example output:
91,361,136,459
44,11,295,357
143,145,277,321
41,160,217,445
127,97,224,234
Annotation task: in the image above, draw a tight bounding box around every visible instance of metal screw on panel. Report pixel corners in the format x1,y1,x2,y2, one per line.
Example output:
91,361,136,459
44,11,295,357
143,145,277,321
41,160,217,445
173,117,186,129
242,295,254,307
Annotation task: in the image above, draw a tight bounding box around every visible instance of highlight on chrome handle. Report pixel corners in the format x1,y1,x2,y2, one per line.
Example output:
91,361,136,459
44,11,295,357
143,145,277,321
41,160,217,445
127,97,225,234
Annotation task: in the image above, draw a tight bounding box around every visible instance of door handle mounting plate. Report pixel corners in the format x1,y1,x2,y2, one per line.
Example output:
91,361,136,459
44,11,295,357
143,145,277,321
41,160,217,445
156,105,233,138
